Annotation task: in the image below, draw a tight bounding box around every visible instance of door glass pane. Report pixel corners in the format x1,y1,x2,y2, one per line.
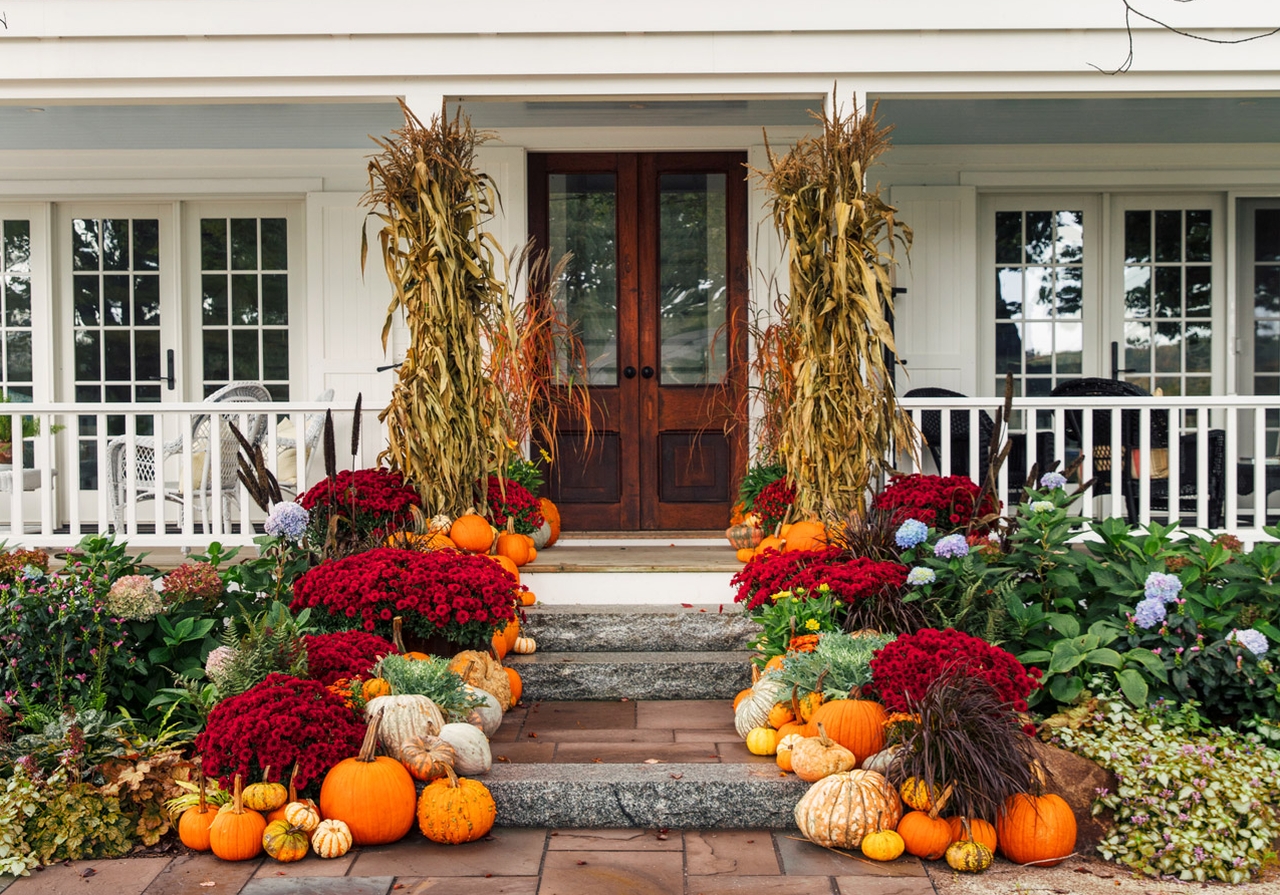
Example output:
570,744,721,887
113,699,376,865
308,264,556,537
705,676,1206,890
0,219,34,405
200,217,289,398
659,173,727,385
1255,209,1280,453
549,174,617,385
990,209,1085,398
72,217,162,488
1122,208,1212,394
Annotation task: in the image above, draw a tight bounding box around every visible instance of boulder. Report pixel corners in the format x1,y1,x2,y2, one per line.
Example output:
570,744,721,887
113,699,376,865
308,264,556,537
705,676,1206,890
1030,739,1117,852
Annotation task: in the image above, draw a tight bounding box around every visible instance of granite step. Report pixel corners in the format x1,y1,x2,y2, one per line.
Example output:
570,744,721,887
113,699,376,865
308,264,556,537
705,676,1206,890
520,603,759,653
505,650,752,701
485,762,807,829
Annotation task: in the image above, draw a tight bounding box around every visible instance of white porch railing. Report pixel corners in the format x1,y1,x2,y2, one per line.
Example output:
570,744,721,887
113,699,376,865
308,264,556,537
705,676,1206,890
0,400,378,549
899,395,1280,545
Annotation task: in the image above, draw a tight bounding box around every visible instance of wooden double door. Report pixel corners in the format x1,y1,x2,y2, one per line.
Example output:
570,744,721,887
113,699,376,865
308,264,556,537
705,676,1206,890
528,152,748,531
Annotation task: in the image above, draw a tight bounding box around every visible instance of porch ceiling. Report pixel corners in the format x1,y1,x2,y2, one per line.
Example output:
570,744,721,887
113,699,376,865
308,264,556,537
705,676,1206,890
872,95,1280,144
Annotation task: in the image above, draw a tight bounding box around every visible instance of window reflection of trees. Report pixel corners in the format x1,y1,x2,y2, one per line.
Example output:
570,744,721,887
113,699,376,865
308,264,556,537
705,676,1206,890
550,176,617,384
659,174,726,385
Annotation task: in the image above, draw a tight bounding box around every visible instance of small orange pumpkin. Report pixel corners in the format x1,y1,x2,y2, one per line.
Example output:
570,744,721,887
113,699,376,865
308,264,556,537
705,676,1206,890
762,655,785,673
449,514,495,554
736,547,756,563
416,767,497,845
400,735,457,782
504,666,523,704
178,766,216,852
732,688,753,711
775,720,807,740
767,702,795,729
496,532,532,567
947,815,998,854
519,590,536,606
755,535,785,555
209,775,266,861
897,782,955,861
362,677,392,701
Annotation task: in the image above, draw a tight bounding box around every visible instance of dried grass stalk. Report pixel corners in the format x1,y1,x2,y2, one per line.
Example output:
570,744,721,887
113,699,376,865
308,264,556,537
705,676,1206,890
755,94,915,518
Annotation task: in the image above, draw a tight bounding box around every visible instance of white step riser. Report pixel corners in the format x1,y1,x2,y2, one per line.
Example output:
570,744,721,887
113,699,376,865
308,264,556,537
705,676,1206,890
521,570,738,606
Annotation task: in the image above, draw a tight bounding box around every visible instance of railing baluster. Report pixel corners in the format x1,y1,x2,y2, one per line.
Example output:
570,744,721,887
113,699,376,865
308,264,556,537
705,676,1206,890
1256,406,1269,530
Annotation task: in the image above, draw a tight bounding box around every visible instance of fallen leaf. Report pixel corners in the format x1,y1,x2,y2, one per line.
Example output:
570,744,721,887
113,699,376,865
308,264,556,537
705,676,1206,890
669,773,683,779
199,883,217,889
681,603,693,607
497,756,510,762
699,608,706,613
643,758,663,764
619,697,630,702
746,839,754,843
592,758,602,763
1073,868,1091,875
718,604,724,613
528,732,538,738
81,870,97,878
577,860,588,865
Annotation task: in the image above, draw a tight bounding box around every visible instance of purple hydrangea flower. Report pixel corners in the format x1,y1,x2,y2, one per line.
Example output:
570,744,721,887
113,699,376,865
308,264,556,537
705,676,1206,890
906,567,936,586
894,519,929,549
265,500,310,541
933,534,969,559
1144,572,1183,603
1227,628,1269,658
1134,597,1167,630
1039,472,1068,490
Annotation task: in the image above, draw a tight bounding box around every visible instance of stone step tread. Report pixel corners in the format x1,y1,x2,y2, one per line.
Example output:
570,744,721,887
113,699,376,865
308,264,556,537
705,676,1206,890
520,605,759,652
523,603,749,615
506,650,753,665
484,762,807,829
507,654,752,700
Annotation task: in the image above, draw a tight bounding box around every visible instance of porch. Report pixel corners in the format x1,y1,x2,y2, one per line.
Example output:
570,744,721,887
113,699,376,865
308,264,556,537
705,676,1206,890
1,391,1278,549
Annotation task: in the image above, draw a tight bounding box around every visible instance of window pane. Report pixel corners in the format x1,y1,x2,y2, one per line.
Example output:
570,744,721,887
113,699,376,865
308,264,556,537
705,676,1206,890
201,218,227,270
4,276,31,327
1154,267,1181,318
1024,267,1053,320
550,173,618,385
260,218,287,270
1185,322,1211,373
1056,211,1084,262
1124,266,1150,317
103,331,132,381
75,331,100,380
1023,322,1053,373
1125,321,1151,373
1025,211,1053,263
262,330,289,380
659,173,727,385
74,275,99,326
203,330,229,381
1185,210,1211,262
995,212,1022,264
232,330,259,380
230,219,258,270
1257,209,1280,263
1124,210,1150,263
203,274,228,324
1056,266,1082,319
1185,267,1212,317
262,274,288,324
995,268,1022,318
72,219,100,271
5,332,31,382
232,274,259,325
101,219,129,270
132,219,159,271
3,220,30,272
1154,321,1182,373
1155,210,1182,263
995,323,1021,375
103,275,130,326
1056,322,1083,374
133,274,160,325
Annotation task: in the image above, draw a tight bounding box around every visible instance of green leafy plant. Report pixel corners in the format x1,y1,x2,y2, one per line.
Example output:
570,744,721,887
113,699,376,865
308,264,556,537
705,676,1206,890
55,532,156,582
1052,683,1280,883
736,462,786,514
12,766,134,870
205,602,310,699
777,630,896,701
747,585,842,667
373,654,485,722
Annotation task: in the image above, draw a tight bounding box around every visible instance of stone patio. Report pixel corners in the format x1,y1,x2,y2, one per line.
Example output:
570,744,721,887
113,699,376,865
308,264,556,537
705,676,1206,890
0,829,936,895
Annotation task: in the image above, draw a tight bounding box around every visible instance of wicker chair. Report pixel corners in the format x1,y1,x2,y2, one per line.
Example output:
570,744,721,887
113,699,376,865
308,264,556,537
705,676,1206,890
276,388,335,498
107,382,271,532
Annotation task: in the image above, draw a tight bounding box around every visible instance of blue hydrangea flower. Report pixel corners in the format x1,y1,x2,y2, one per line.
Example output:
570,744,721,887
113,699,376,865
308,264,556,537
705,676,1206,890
1030,500,1054,514
895,519,929,549
265,501,310,541
1144,572,1183,604
933,534,969,560
1039,471,1068,490
1133,597,1167,629
906,567,936,586
1228,628,1269,658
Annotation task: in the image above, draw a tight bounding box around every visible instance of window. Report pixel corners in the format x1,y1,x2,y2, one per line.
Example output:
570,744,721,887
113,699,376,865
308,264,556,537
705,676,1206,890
199,217,291,400
1245,202,1280,454
1121,208,1213,396
993,208,1085,397
0,219,33,401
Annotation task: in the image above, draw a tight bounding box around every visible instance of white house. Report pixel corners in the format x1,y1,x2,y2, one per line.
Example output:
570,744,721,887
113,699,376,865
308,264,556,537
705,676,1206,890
1,1,1278,545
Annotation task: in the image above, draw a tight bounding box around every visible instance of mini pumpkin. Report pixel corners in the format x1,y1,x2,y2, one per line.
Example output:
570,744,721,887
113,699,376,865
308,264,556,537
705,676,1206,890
504,666,523,705
519,590,537,606
795,690,825,723
262,819,310,863
539,497,561,546
897,782,955,861
512,635,537,654
768,702,795,729
775,733,805,772
900,777,941,812
735,547,756,563
311,818,353,859
365,694,446,761
437,722,492,776
282,801,321,833
732,688,753,711
416,766,497,845
242,766,288,812
362,677,392,701
726,522,764,550
209,775,266,861
790,723,857,783
745,726,779,756
401,735,457,782
861,828,906,862
946,815,997,854
945,818,994,872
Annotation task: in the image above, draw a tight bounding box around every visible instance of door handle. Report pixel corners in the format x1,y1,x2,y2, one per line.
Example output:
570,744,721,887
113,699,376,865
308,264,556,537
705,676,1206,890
623,366,637,379
641,366,654,379
146,349,176,390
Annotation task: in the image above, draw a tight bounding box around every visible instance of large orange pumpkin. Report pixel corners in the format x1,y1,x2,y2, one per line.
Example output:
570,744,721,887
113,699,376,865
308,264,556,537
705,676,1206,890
947,815,998,853
996,792,1077,867
504,666,523,704
539,497,561,547
416,768,497,845
178,768,216,852
495,532,532,567
490,554,520,583
783,520,828,553
209,775,266,861
319,712,417,846
806,699,887,765
449,514,495,554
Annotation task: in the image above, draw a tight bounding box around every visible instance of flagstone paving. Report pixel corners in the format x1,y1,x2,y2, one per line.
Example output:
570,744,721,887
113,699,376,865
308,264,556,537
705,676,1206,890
0,830,936,895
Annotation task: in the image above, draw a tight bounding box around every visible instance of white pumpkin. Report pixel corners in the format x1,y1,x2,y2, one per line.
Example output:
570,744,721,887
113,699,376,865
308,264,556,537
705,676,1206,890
463,685,503,737
365,695,444,761
311,818,353,858
794,769,903,850
734,677,790,738
282,801,320,833
861,745,901,776
437,722,492,776
512,635,537,654
532,520,552,549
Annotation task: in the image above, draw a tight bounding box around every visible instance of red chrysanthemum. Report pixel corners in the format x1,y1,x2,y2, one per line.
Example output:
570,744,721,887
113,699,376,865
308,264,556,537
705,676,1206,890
298,467,422,547
304,631,397,686
754,479,796,533
731,546,908,611
868,627,1039,713
483,475,544,536
872,474,999,533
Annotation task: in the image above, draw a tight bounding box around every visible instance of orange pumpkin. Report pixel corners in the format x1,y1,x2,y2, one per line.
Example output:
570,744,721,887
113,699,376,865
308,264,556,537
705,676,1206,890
755,535,785,556
898,809,953,861
996,792,1077,868
362,678,392,701
319,713,417,846
520,590,537,606
209,775,266,861
775,720,807,740
490,554,521,583
496,532,532,567
806,699,887,765
539,498,561,547
504,666,523,704
491,630,509,660
400,735,457,783
762,655,785,673
416,767,497,845
767,703,795,729
178,767,216,852
736,547,756,563
947,815,998,854
501,619,520,652
449,514,495,554
732,688,752,711
783,520,828,553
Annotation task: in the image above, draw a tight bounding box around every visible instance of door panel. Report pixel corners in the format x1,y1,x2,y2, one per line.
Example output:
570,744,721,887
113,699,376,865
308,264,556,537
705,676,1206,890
531,152,746,531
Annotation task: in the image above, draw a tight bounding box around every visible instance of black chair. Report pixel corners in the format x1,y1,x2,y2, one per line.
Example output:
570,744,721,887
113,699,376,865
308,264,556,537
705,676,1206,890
902,387,1027,492
1048,378,1224,527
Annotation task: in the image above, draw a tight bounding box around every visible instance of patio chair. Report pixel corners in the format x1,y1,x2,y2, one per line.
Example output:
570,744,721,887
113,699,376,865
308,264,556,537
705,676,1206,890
276,388,335,498
107,381,271,532
902,387,1029,490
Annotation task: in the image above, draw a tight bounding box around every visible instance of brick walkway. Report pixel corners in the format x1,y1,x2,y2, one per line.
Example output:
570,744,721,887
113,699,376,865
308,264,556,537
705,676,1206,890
0,829,936,895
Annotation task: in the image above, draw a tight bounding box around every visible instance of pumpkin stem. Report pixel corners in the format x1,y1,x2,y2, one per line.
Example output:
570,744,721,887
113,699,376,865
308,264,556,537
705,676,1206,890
262,764,272,783
790,684,802,720
392,616,407,654
441,764,460,788
286,764,299,803
814,721,833,747
230,773,244,816
357,709,383,763
196,762,208,815
928,781,955,819
1030,759,1048,794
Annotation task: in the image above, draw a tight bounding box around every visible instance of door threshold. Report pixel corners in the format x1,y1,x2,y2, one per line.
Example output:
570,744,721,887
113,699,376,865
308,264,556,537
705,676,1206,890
557,530,725,547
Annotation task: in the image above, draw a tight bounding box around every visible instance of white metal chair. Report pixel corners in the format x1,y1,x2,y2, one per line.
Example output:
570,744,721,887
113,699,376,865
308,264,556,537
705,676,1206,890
276,388,335,498
107,381,272,532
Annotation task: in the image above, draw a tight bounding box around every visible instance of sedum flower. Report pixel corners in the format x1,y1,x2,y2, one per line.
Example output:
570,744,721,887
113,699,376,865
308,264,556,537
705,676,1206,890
895,519,929,549
1030,500,1054,514
906,566,936,586
105,574,162,621
1039,471,1068,490
265,500,310,541
933,533,969,559
1133,597,1167,630
1144,571,1183,604
1227,628,1269,658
